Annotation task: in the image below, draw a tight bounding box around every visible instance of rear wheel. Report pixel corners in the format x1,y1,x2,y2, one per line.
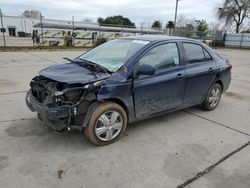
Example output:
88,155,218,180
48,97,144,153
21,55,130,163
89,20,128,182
84,102,127,146
201,83,222,111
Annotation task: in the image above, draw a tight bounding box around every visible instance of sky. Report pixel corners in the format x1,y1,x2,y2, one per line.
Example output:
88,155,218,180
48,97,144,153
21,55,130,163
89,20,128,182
0,0,222,26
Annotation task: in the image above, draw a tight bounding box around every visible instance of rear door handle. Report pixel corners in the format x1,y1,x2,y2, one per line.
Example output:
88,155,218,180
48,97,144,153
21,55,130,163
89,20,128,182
177,73,184,80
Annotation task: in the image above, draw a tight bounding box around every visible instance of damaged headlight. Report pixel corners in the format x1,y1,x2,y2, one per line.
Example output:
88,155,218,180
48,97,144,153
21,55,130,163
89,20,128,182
64,90,82,103
53,80,105,104
54,89,83,104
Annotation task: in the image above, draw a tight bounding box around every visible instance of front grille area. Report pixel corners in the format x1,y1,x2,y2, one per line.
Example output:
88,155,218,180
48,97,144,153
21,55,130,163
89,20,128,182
30,76,50,103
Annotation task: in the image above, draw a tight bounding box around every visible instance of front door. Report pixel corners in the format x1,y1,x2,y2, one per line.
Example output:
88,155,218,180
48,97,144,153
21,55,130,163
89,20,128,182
133,42,185,119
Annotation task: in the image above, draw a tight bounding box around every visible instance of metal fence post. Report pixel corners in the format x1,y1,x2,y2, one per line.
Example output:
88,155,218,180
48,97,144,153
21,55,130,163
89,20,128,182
240,33,244,48
98,24,100,38
121,24,124,37
0,8,6,47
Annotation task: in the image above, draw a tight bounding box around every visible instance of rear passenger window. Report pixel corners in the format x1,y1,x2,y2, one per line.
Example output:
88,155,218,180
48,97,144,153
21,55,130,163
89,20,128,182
183,43,212,64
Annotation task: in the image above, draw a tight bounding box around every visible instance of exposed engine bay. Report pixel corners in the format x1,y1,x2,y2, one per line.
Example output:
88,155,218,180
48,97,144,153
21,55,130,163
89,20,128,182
26,75,104,131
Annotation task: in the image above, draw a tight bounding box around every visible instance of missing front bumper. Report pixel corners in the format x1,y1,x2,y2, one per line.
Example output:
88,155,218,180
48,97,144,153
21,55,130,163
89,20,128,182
26,90,71,130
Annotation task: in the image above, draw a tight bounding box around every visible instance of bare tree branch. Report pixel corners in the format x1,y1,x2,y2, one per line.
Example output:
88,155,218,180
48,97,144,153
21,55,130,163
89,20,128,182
216,0,250,33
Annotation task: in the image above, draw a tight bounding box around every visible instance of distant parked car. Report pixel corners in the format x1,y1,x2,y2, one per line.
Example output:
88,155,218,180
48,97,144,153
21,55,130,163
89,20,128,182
26,35,232,145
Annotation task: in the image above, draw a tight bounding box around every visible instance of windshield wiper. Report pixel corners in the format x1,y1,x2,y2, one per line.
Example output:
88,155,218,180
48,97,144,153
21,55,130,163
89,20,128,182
77,58,111,73
63,57,76,63
63,57,111,73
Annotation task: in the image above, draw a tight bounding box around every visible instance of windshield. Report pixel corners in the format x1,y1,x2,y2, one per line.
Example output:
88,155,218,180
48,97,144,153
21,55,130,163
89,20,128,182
79,39,150,72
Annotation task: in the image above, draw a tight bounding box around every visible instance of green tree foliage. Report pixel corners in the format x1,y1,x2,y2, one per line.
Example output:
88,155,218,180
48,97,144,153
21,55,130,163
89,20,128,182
216,0,250,33
97,15,135,28
196,20,208,38
166,21,175,35
97,17,104,24
151,21,162,30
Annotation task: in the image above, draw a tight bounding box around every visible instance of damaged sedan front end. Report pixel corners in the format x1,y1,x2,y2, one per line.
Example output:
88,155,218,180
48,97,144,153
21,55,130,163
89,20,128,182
26,62,110,131
26,38,147,137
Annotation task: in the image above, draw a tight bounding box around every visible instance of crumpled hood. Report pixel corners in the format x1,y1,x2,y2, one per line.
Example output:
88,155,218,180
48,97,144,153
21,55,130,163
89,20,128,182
39,63,110,84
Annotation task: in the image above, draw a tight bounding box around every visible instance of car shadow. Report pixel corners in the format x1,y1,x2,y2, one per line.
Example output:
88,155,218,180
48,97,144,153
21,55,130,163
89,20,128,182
5,106,200,149
5,118,95,151
127,107,198,131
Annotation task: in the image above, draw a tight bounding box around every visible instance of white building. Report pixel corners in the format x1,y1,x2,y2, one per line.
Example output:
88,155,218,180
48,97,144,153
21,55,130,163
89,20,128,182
0,14,163,46
1,15,87,37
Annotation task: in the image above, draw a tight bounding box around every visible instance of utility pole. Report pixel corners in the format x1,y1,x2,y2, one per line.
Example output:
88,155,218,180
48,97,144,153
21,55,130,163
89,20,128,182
0,8,6,47
72,16,74,32
40,12,44,46
174,0,180,34
72,16,74,46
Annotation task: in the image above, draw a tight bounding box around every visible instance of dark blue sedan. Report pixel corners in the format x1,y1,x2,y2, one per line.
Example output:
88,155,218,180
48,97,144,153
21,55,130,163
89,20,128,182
26,35,232,145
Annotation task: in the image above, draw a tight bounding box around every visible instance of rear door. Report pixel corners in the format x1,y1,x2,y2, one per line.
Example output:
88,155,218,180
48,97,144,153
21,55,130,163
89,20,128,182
182,42,217,105
133,42,186,119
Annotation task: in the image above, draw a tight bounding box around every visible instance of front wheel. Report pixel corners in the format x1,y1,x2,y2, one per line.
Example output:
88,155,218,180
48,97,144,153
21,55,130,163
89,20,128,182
84,102,127,146
201,83,222,111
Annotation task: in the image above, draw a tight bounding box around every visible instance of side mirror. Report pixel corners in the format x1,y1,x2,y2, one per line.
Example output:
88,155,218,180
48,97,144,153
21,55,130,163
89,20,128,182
136,64,156,76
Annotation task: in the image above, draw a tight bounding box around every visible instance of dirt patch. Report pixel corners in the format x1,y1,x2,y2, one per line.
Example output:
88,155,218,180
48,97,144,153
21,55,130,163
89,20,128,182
0,155,9,171
162,143,210,180
0,156,8,162
224,92,243,100
57,169,65,179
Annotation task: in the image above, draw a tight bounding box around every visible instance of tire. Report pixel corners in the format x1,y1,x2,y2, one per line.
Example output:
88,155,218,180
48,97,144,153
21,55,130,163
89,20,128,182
201,83,222,111
84,102,128,146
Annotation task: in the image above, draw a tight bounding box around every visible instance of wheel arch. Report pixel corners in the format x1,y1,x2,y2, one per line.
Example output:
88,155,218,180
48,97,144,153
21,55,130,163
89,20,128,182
101,98,129,118
215,80,224,92
82,98,129,128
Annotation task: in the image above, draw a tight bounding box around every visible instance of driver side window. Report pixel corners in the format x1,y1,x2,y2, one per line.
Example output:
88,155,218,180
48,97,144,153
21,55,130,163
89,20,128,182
139,43,180,71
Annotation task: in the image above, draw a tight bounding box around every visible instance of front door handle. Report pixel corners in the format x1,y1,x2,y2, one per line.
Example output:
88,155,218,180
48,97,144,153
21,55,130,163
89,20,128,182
208,67,214,73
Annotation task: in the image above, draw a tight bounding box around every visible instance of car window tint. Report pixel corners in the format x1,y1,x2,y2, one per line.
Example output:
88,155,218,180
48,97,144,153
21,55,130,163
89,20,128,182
183,43,211,64
139,43,179,71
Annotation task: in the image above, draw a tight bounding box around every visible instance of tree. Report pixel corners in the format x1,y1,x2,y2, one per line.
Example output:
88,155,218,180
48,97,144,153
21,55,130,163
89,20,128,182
97,17,104,24
216,0,250,33
82,18,93,23
208,22,223,38
196,20,208,38
166,21,175,35
176,15,196,28
97,15,135,28
21,10,42,18
151,20,162,30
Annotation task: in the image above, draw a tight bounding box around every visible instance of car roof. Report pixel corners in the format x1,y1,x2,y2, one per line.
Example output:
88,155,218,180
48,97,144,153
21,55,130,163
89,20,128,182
124,34,198,43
